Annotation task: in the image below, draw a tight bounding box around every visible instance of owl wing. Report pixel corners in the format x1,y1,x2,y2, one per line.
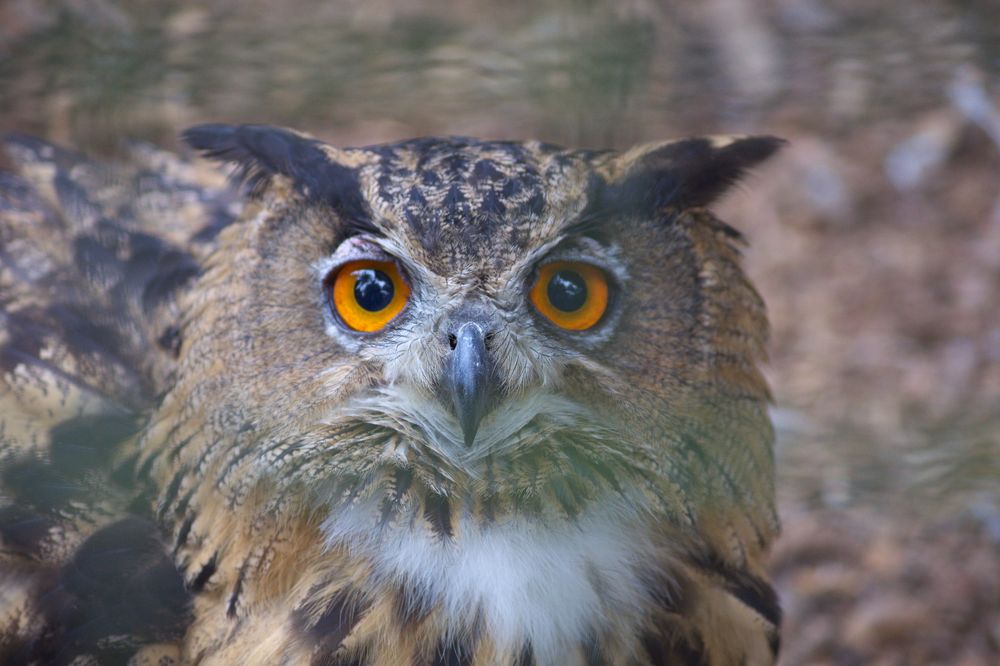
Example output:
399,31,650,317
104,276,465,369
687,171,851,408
0,135,238,662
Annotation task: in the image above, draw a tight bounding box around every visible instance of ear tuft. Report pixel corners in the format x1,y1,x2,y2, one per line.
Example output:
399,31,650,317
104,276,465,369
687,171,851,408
181,124,370,225
601,135,785,216
183,124,270,194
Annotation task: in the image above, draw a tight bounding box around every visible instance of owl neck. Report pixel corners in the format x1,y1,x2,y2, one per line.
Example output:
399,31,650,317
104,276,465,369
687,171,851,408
320,492,655,664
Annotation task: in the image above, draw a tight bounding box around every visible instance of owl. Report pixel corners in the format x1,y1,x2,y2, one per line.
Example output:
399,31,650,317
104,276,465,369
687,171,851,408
0,125,782,665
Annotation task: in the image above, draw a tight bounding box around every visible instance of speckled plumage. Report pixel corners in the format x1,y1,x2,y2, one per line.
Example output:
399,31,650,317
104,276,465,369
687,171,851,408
0,125,782,665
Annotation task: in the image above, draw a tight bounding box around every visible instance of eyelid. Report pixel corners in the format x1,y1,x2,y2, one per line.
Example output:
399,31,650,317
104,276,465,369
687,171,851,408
531,240,621,278
319,235,416,292
328,236,395,265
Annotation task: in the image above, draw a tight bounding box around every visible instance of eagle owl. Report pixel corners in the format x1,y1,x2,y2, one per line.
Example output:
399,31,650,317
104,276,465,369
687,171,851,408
0,125,782,665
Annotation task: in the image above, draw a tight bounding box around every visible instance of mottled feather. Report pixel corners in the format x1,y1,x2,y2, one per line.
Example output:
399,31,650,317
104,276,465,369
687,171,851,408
0,126,782,664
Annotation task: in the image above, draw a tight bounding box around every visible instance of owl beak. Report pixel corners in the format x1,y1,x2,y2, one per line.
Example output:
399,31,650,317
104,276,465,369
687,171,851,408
447,322,496,448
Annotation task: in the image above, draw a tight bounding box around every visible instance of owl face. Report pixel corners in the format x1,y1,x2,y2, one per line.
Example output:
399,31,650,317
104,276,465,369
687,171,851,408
316,223,627,452
170,126,780,528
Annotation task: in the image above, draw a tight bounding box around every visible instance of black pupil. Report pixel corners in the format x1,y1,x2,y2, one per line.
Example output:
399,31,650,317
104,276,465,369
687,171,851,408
547,270,588,312
354,269,395,312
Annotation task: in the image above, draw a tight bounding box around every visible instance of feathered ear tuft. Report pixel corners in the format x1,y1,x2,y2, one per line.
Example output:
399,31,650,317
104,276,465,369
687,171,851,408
182,124,277,194
181,124,371,225
596,135,785,216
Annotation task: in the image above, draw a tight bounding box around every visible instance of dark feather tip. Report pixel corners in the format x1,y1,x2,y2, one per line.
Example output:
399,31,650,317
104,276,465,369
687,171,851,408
180,123,372,226
591,135,786,219
637,135,787,210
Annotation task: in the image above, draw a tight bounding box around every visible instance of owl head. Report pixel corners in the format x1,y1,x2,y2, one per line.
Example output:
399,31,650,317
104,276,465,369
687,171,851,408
154,125,781,554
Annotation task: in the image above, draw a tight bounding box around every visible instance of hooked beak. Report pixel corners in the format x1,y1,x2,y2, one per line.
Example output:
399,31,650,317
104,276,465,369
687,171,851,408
446,323,496,447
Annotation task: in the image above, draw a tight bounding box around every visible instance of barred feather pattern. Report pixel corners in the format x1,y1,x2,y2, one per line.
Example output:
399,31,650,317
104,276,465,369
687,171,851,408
0,128,781,665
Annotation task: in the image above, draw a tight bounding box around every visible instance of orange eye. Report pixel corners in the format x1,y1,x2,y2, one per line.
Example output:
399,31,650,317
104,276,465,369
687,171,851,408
529,261,609,331
331,260,410,332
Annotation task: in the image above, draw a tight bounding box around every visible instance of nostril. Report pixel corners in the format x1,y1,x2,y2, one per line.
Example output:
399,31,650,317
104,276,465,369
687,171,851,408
448,333,458,350
483,331,496,348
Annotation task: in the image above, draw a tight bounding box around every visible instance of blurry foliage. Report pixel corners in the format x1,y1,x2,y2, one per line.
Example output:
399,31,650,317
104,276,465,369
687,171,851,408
1,0,998,147
0,0,660,147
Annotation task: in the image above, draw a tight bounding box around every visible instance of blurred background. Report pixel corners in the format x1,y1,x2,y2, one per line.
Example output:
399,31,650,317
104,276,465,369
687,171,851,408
2,0,999,661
